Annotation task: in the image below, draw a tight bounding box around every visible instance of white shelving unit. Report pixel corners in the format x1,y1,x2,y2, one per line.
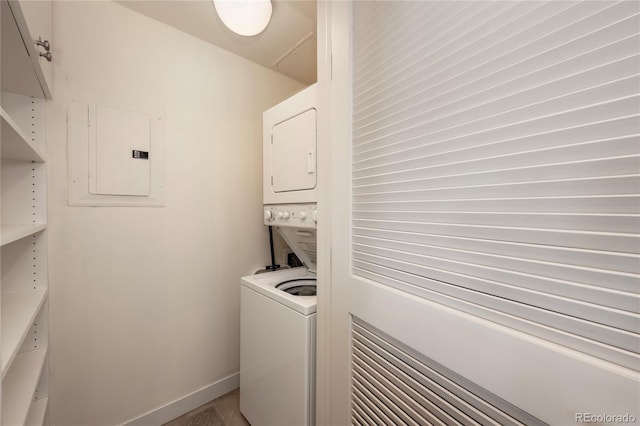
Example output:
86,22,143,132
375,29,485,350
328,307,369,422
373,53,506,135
1,0,52,424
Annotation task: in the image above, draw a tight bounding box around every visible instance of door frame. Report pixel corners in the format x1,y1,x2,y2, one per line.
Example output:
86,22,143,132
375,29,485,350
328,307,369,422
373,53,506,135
317,1,358,424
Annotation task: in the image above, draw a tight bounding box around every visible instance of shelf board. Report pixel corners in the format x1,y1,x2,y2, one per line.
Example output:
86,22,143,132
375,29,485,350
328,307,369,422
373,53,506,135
1,347,48,426
1,288,48,379
1,223,47,246
1,106,46,162
25,397,48,426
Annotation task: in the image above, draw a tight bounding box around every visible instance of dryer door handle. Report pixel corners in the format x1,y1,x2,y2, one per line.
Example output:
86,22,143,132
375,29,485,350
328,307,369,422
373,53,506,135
307,151,316,174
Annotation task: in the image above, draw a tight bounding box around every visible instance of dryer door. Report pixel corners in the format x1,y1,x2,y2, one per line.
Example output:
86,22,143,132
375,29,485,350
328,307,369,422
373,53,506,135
270,108,317,193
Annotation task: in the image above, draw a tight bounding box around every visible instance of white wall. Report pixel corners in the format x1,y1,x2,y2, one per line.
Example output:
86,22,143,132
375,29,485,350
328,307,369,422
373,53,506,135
47,2,305,424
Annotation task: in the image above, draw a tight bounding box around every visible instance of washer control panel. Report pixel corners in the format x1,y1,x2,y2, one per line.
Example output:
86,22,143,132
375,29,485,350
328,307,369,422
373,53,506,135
264,204,317,229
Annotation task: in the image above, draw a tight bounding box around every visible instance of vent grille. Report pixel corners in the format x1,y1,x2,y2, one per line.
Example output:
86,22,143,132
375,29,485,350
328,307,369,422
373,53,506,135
351,318,546,426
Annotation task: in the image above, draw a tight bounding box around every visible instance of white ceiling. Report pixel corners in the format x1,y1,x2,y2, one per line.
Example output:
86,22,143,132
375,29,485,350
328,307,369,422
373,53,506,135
116,0,317,84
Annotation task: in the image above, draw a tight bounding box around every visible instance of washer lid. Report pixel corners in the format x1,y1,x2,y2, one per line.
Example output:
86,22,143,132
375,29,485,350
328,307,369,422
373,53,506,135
276,227,317,273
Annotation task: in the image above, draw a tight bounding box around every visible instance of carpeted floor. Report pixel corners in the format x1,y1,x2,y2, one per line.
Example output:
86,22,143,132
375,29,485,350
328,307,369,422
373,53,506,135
162,389,249,426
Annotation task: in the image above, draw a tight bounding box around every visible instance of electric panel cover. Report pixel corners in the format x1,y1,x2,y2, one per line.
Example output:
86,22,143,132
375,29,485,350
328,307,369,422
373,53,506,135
91,105,150,196
270,108,317,193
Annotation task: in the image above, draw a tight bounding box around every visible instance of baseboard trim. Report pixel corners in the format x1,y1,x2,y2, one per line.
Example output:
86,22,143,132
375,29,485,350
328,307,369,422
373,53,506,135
122,372,240,426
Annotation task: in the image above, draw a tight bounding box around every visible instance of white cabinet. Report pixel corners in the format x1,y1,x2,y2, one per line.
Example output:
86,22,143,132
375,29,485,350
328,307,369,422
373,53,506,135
15,0,53,96
1,0,53,99
1,0,51,424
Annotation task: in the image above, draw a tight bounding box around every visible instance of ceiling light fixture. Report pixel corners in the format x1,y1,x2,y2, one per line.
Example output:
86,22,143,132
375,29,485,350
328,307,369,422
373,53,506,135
213,0,273,37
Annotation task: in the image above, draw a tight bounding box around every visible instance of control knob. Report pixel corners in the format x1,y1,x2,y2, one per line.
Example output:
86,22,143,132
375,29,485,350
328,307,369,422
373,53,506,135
312,208,318,224
264,209,274,222
277,211,291,220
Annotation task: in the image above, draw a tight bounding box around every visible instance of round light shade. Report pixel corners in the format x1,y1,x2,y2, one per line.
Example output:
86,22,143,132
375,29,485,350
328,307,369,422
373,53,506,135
213,0,273,37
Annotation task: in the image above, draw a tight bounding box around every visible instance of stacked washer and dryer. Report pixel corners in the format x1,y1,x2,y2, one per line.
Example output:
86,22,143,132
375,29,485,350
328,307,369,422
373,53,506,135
240,84,318,426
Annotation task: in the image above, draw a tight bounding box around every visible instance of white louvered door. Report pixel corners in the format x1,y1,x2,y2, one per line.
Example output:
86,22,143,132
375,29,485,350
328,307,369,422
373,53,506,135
324,1,639,425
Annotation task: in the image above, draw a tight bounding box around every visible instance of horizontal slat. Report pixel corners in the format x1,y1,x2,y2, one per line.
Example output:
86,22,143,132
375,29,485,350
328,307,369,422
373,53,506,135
352,227,640,274
351,412,365,426
356,60,639,145
354,155,639,196
355,129,638,176
355,1,520,93
353,351,443,426
354,347,483,426
352,398,380,426
354,1,497,71
355,115,638,171
353,328,486,425
354,35,638,134
353,97,639,171
353,210,639,234
353,247,638,332
352,381,399,425
354,195,640,215
353,257,638,353
354,1,442,64
355,82,639,153
352,320,540,425
353,0,429,48
353,371,422,426
352,218,640,255
355,3,638,118
352,235,639,307
356,26,639,135
354,175,639,202
355,1,565,101
354,265,640,372
353,156,640,196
